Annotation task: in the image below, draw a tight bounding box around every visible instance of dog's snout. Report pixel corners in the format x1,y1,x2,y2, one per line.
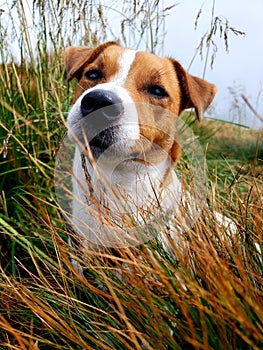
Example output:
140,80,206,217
80,90,124,120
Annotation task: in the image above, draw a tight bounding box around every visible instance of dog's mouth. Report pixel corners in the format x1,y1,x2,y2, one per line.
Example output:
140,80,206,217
89,126,120,154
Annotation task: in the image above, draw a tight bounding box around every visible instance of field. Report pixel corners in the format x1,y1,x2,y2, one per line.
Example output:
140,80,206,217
0,1,262,349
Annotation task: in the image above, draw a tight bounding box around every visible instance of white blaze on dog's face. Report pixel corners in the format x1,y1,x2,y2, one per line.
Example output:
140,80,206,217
66,41,217,163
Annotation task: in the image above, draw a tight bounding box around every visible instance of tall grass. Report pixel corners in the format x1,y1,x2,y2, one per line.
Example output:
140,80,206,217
0,1,263,349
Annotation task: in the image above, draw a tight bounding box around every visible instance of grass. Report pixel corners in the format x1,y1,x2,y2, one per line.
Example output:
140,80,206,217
0,1,263,349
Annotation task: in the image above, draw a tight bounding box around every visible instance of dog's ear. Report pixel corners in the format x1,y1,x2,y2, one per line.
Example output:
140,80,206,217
171,59,217,120
65,46,93,82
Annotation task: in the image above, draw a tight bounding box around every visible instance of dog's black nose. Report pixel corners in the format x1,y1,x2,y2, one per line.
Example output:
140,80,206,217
80,90,124,120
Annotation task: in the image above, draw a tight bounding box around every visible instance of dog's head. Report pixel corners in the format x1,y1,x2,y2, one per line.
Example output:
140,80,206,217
65,41,216,163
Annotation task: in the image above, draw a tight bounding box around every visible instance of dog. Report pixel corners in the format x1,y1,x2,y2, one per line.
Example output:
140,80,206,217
64,41,222,262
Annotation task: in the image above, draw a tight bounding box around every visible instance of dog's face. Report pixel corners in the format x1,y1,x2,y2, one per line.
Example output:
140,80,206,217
66,42,216,163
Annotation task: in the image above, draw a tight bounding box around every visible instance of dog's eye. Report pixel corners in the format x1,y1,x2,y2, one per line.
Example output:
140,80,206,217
85,69,102,81
147,85,169,98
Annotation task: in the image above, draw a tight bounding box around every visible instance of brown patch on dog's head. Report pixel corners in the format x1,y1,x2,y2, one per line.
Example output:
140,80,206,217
65,41,120,82
121,52,216,164
65,42,125,102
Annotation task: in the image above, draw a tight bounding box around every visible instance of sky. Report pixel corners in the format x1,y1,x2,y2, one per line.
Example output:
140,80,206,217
163,0,263,129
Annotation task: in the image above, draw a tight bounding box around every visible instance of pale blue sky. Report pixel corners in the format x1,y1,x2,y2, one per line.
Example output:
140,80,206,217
163,0,263,128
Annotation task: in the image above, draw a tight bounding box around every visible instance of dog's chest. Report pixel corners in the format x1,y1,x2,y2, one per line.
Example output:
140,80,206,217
72,147,181,212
